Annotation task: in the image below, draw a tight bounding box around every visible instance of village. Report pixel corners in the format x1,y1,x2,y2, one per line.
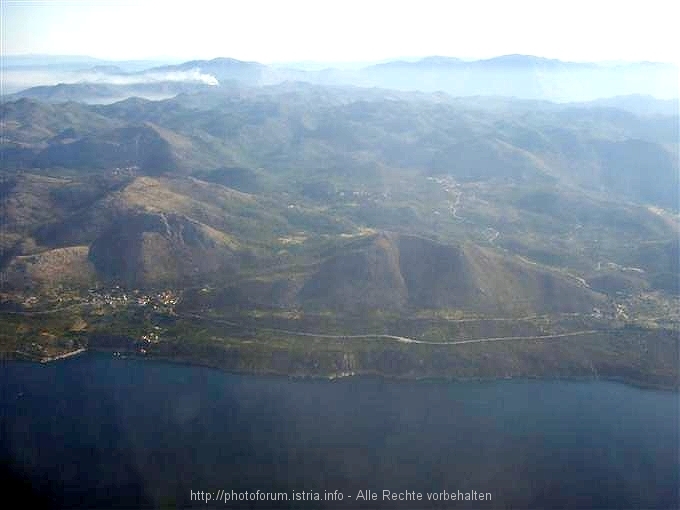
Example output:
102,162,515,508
1,286,181,316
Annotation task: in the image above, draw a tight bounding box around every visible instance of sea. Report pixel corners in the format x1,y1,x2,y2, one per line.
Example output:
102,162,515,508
1,352,677,508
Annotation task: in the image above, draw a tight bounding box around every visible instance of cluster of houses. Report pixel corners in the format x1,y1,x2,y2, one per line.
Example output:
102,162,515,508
85,287,179,311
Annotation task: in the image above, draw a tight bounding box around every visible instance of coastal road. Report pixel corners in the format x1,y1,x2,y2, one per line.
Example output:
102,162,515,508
179,312,600,346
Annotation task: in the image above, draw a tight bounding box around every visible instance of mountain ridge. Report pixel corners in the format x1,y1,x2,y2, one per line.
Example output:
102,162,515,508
5,54,678,103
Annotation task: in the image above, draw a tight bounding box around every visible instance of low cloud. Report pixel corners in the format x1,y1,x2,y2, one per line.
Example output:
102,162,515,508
82,69,220,86
2,68,219,94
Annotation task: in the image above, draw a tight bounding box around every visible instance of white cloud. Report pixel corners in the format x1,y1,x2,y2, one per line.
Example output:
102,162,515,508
81,69,219,86
2,68,219,94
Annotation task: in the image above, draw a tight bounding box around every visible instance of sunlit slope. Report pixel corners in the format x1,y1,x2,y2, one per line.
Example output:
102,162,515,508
1,86,678,302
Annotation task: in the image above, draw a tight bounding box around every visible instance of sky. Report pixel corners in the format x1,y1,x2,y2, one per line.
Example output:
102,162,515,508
1,0,679,65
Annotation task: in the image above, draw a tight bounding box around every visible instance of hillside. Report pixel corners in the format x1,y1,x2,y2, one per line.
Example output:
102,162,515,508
1,86,678,295
0,74,678,386
297,233,604,314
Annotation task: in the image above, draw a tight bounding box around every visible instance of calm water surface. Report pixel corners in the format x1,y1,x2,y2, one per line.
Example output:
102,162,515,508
1,352,678,508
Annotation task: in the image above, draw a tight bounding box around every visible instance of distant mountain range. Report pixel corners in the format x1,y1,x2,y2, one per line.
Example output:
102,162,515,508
4,54,678,103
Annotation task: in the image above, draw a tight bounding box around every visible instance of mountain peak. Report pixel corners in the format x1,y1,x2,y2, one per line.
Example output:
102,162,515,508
476,54,565,67
417,56,464,66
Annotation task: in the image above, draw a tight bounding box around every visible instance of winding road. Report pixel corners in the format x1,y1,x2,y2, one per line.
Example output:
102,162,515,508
179,312,600,346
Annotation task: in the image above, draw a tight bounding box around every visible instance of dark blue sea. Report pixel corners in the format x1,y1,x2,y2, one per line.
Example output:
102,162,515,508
1,352,677,508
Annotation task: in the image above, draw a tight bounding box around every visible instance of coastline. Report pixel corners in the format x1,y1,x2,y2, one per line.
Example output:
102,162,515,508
15,346,675,392
39,348,87,363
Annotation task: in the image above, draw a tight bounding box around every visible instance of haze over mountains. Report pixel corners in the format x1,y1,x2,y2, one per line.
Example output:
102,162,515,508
5,54,678,103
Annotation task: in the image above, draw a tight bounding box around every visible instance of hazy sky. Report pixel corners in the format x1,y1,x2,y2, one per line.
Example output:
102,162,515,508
2,0,678,64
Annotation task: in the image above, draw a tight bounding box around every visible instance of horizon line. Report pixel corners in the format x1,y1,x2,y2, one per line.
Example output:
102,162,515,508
3,53,678,67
